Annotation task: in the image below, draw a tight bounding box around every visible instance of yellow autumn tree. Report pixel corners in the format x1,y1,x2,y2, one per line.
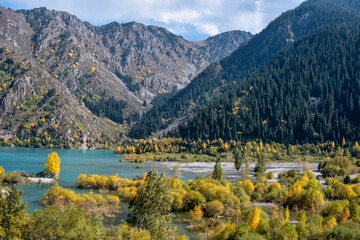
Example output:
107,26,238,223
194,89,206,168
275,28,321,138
249,206,260,231
45,151,61,180
223,142,230,151
192,205,203,223
154,144,159,152
283,206,289,221
114,146,122,154
341,209,350,222
323,216,337,229
271,206,279,219
0,165,4,174
354,141,359,149
286,179,302,207
259,141,264,151
243,179,255,195
347,185,356,200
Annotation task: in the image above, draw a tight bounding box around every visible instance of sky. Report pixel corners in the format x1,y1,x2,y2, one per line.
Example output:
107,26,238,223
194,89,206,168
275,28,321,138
0,0,305,41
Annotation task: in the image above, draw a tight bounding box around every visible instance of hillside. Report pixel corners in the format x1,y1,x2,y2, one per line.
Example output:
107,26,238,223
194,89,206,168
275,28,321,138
0,48,123,148
129,0,360,139
98,22,252,99
3,7,252,104
169,25,360,143
0,6,251,147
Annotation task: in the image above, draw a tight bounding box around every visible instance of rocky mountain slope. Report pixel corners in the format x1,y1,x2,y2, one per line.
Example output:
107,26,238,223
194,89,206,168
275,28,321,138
98,22,252,100
2,7,251,103
0,48,123,149
0,6,251,147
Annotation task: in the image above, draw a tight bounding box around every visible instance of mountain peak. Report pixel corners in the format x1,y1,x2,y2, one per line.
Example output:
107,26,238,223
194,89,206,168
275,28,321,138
0,6,252,147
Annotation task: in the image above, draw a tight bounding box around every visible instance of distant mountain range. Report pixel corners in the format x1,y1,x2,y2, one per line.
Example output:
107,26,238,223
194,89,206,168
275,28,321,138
0,6,251,148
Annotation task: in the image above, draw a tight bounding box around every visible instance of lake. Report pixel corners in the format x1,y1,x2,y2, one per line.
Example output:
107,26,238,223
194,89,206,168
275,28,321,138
0,147,211,238
0,147,212,210
0,147,321,207
0,147,320,239
0,147,320,211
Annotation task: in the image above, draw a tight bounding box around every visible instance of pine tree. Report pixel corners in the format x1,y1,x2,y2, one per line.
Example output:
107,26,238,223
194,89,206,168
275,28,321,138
234,149,243,171
127,170,172,239
212,156,223,181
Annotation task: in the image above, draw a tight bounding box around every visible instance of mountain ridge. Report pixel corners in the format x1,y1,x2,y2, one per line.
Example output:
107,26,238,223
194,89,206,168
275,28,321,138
129,0,360,139
170,24,360,143
0,6,251,148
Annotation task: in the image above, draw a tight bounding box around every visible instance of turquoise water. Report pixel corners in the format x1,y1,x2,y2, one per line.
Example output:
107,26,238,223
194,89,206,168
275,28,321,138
0,147,201,210
1,147,234,239
0,147,201,239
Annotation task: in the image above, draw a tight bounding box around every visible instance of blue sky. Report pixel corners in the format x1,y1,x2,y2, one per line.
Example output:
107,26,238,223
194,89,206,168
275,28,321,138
0,0,305,41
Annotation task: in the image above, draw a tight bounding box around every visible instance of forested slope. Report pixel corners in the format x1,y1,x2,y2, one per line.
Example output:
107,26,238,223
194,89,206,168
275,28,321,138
170,25,360,143
129,0,360,139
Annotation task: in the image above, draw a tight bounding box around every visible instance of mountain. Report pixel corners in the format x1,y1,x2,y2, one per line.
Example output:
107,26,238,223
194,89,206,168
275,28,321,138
0,47,124,149
98,23,252,99
0,6,251,148
12,7,251,102
193,31,252,63
129,0,360,139
170,25,360,143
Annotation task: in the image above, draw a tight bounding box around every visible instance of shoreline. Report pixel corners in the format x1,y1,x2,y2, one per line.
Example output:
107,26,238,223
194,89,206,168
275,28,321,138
26,177,56,184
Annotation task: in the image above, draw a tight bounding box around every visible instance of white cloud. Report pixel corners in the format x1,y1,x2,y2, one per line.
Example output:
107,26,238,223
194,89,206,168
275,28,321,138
1,0,306,40
197,23,219,36
159,9,201,24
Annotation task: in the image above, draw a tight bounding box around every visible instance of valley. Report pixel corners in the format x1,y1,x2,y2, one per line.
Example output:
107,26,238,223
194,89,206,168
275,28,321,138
1,0,360,239
0,6,252,148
